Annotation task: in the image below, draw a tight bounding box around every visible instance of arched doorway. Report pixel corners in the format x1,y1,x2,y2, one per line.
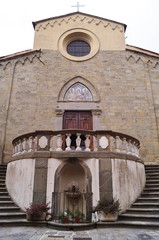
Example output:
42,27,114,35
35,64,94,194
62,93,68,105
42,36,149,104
53,158,92,222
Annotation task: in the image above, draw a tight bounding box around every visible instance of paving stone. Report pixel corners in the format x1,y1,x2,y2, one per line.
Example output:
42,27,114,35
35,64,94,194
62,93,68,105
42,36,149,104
0,227,159,240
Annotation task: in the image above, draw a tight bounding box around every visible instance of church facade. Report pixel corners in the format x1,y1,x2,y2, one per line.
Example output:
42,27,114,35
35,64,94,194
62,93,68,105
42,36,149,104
0,12,159,220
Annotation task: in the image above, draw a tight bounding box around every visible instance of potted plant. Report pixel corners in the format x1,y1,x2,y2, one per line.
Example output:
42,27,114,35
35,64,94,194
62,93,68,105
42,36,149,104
25,202,50,221
94,198,120,222
58,209,72,223
74,209,85,223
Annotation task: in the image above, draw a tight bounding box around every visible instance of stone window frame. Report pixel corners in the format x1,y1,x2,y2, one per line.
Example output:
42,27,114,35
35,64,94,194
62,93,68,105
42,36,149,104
58,28,100,61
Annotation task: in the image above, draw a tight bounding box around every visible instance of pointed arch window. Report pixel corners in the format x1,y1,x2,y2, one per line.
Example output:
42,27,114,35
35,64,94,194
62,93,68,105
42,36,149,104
64,83,93,101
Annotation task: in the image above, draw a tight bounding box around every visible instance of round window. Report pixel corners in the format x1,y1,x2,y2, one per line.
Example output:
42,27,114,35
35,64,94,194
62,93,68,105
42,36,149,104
58,29,99,61
67,40,91,57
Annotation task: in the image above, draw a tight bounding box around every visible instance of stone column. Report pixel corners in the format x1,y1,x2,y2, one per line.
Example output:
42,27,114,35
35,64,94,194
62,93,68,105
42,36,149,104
92,109,102,130
33,158,48,204
55,109,64,130
99,158,113,202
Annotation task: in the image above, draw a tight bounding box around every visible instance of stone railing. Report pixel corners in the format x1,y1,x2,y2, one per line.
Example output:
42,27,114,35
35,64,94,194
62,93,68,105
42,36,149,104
12,130,140,157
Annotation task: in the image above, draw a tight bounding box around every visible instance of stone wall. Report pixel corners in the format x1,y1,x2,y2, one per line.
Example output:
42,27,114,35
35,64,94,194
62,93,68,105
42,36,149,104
6,159,35,211
112,158,145,211
0,49,159,162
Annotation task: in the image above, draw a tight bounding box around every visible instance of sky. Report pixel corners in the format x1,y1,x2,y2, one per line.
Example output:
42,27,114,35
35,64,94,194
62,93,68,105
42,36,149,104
0,0,159,56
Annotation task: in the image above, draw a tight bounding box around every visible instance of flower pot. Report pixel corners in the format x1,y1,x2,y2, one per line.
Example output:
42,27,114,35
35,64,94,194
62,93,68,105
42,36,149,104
63,217,69,223
75,217,81,223
26,212,47,221
99,212,118,222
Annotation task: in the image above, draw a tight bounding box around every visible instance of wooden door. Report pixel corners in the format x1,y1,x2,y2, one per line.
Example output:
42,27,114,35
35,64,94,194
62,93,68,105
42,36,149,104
63,111,92,130
63,111,93,150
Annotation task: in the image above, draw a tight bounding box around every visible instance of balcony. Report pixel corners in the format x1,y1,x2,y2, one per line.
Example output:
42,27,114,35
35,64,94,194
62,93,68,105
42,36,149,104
12,130,140,160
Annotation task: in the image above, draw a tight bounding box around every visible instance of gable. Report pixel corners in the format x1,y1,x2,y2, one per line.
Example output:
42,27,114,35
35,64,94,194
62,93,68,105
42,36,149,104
33,12,126,52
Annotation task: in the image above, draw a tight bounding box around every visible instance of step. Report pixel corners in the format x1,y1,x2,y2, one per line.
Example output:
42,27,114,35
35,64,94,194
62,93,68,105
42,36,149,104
146,173,159,177
119,214,159,222
0,192,9,196
0,206,21,212
132,202,159,208
0,177,6,180
145,169,159,173
141,192,159,197
145,164,159,169
0,212,26,219
144,187,159,191
146,179,159,185
0,180,5,184
145,183,159,188
0,196,11,201
0,165,7,169
136,197,159,202
0,201,15,206
0,188,7,192
125,208,159,214
0,184,5,187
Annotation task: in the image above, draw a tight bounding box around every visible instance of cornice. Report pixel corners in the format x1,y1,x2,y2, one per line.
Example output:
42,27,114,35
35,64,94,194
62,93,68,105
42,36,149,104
33,12,125,33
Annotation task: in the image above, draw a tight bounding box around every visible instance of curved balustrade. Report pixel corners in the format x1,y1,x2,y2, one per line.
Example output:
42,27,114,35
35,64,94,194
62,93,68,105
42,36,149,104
12,130,140,157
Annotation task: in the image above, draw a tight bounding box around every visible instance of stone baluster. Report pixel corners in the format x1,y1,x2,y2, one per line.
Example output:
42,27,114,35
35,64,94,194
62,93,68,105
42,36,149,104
22,138,28,153
56,134,63,151
121,137,128,153
12,143,16,156
28,136,34,152
76,133,81,151
114,136,121,152
49,135,53,151
127,139,133,154
136,144,140,157
66,133,71,151
131,141,136,156
109,136,115,151
34,136,38,151
85,134,91,151
93,135,98,152
15,142,18,155
17,140,22,154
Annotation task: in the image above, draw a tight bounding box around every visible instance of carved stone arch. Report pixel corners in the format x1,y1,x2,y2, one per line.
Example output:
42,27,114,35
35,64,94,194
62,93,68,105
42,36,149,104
54,158,92,193
53,158,92,221
58,76,100,102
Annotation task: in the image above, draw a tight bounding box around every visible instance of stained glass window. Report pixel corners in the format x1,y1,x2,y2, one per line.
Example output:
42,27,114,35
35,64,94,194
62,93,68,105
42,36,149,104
64,83,93,101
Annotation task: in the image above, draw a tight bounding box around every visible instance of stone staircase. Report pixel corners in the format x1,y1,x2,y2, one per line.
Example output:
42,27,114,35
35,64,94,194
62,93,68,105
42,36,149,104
0,164,27,225
117,164,159,227
1,163,159,228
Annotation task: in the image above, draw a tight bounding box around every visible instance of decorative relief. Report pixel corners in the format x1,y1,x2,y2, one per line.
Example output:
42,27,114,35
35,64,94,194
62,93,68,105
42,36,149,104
38,136,48,149
99,136,108,149
126,53,159,67
1,52,43,71
35,14,123,32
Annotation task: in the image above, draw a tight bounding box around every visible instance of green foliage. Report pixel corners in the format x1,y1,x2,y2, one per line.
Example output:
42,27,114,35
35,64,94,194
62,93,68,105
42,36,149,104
74,209,85,218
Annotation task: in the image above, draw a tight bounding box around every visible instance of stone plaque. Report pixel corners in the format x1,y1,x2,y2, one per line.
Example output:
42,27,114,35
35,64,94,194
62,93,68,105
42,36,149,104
38,136,48,149
99,136,108,149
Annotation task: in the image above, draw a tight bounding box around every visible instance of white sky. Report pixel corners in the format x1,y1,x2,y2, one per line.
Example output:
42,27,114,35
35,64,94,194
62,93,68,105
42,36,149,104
0,0,159,56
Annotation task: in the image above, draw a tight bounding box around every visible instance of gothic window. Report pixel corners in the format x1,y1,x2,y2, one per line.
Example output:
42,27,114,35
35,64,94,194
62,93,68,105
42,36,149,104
64,83,93,101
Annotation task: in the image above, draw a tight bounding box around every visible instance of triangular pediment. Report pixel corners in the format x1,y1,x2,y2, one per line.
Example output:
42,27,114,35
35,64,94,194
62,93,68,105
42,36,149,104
33,11,127,52
33,11,127,31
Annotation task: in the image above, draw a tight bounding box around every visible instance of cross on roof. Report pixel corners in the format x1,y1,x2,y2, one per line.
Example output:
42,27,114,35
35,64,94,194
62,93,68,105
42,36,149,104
71,2,85,12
